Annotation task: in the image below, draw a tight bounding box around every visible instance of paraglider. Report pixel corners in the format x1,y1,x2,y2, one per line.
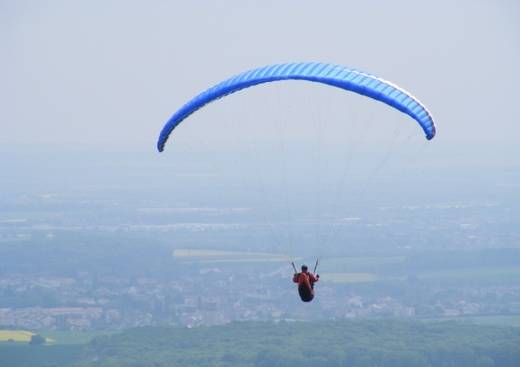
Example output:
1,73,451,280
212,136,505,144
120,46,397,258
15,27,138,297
157,62,437,303
157,62,436,152
292,260,319,302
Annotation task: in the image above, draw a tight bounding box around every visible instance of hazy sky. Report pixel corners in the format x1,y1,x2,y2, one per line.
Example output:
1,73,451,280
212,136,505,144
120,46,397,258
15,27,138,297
1,1,519,255
2,0,519,161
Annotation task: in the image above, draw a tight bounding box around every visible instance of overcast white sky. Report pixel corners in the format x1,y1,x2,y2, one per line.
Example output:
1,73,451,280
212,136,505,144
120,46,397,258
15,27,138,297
2,0,519,162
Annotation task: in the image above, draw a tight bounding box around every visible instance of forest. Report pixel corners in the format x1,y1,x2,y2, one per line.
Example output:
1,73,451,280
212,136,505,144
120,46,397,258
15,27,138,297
2,319,519,367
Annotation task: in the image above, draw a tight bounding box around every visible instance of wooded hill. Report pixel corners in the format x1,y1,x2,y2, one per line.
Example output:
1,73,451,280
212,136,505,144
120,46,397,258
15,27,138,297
74,319,520,367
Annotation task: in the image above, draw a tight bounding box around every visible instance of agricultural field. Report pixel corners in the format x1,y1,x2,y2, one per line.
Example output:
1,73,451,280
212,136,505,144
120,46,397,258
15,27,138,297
460,315,520,327
0,330,110,367
324,255,406,272
416,266,520,286
311,253,520,288
0,330,109,344
322,272,379,283
39,330,112,345
0,344,83,367
0,330,35,343
173,248,294,263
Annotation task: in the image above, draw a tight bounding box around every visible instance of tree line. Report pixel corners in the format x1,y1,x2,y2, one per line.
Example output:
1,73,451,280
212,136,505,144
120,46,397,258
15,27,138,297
74,319,520,367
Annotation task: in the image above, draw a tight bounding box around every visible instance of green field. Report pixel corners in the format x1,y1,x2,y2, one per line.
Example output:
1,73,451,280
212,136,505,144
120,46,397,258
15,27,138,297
40,330,112,345
418,266,520,285
458,315,520,327
0,330,111,367
305,255,520,287
0,344,83,367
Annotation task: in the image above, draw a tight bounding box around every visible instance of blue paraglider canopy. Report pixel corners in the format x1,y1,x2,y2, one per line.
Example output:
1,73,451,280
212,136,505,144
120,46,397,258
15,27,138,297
157,62,436,152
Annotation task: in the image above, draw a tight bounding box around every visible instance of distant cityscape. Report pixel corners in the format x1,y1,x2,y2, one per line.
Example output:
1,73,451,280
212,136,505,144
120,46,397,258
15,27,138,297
2,261,519,330
1,152,519,332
